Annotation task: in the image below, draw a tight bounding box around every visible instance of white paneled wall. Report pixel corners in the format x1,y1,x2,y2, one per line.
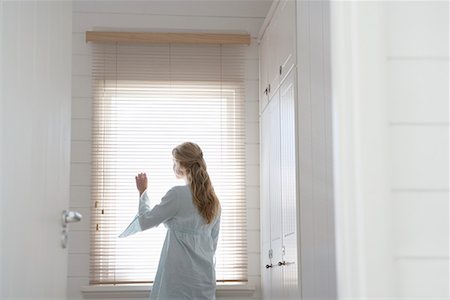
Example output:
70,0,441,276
331,1,449,299
68,1,266,299
385,1,449,298
296,1,337,298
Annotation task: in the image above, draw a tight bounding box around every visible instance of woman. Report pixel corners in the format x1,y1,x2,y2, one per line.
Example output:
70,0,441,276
134,142,221,300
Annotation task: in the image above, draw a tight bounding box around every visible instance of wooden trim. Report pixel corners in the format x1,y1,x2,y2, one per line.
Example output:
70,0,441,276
86,31,251,45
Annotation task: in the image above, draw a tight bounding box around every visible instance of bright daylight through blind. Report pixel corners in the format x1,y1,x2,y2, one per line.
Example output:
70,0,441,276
90,43,247,285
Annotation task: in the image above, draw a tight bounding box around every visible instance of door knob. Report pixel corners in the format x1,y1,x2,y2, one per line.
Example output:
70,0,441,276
265,264,273,269
61,210,82,228
61,210,83,249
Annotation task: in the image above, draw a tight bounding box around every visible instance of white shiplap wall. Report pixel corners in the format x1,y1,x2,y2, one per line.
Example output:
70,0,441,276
331,1,449,299
68,1,269,299
385,2,449,298
296,1,337,298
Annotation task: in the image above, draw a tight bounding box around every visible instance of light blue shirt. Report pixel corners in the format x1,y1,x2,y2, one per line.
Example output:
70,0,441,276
120,185,220,300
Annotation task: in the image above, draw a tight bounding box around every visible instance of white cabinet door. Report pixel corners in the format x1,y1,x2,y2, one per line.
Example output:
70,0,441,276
261,100,272,247
261,241,273,299
268,92,282,249
277,0,296,82
261,0,296,102
271,238,284,299
267,11,280,98
279,69,299,298
259,30,271,113
260,102,272,299
261,89,282,300
260,22,299,298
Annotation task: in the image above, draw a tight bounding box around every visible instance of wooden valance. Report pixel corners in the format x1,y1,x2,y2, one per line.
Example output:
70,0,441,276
86,31,251,45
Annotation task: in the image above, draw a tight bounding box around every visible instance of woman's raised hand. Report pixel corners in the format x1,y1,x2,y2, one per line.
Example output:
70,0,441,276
135,172,148,196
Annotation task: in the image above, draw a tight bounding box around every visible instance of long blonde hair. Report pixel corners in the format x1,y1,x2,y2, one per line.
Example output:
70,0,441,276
172,142,220,224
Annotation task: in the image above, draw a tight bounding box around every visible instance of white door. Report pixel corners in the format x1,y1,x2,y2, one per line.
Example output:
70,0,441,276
276,0,296,82
260,101,273,299
268,91,282,250
267,92,283,299
259,30,271,113
279,69,299,299
1,1,73,298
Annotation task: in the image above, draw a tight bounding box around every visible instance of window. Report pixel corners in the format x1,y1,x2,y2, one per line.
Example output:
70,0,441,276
89,43,247,285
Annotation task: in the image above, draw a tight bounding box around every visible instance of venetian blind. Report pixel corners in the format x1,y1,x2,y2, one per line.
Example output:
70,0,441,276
89,42,247,285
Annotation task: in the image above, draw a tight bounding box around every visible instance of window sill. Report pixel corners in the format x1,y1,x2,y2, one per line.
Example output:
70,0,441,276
81,283,256,299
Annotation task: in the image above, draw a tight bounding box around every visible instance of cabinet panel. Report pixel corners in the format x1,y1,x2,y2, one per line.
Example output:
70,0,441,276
261,241,273,299
260,65,299,300
261,106,271,245
280,69,299,298
277,0,296,82
259,30,270,113
260,4,299,295
259,0,296,108
271,238,284,299
283,233,298,298
268,92,282,245
280,69,297,239
267,7,280,96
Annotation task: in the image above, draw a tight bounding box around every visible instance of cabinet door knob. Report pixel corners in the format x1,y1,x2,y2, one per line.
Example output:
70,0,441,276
265,264,273,269
278,261,286,266
279,65,283,75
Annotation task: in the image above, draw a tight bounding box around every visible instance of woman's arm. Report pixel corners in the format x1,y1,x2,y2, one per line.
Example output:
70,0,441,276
138,188,180,231
135,173,180,231
135,173,148,197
